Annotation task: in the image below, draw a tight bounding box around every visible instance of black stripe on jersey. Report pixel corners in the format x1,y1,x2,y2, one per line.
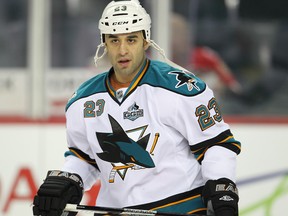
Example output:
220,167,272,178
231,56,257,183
65,147,100,171
190,129,241,163
128,187,206,215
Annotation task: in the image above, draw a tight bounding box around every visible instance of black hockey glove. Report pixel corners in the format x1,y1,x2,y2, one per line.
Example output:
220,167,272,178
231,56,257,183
33,170,84,216
202,178,239,216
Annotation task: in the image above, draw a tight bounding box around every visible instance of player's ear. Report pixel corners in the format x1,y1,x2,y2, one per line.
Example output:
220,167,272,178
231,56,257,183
104,34,108,47
104,38,108,49
143,40,150,51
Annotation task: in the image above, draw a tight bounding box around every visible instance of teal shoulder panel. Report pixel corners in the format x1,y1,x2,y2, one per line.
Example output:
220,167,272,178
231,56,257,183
65,72,108,111
140,60,206,96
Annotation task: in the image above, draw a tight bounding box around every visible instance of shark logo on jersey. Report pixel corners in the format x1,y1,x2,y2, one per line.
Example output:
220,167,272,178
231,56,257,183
123,102,144,121
96,114,156,183
169,71,200,91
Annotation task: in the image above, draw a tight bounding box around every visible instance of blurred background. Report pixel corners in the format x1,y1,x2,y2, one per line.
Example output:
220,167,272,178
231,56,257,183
0,0,287,216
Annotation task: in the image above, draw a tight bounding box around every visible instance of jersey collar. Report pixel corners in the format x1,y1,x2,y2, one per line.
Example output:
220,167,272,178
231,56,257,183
106,59,150,103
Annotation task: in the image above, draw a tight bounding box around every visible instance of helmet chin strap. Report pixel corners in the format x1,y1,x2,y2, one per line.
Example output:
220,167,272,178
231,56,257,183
149,40,189,72
94,43,107,66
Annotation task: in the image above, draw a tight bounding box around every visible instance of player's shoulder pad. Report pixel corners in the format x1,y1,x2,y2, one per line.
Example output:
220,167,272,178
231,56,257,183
141,60,206,96
65,72,108,111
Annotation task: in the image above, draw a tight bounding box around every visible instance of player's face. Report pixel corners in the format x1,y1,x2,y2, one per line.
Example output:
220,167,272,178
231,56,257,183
105,31,149,81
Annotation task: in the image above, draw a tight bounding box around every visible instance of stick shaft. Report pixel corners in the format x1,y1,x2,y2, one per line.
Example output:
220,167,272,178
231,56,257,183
64,204,154,215
63,204,206,216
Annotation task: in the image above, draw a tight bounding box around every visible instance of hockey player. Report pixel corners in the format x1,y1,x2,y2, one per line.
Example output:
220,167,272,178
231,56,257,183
33,0,241,215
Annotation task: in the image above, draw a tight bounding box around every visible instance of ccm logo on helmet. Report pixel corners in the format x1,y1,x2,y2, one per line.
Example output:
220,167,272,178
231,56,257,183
112,21,129,25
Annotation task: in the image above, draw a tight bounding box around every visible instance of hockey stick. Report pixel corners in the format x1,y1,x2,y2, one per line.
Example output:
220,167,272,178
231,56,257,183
63,204,207,216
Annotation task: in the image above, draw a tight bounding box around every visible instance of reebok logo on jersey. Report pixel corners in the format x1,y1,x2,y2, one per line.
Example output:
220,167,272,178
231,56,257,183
169,70,200,91
219,195,234,201
123,102,144,121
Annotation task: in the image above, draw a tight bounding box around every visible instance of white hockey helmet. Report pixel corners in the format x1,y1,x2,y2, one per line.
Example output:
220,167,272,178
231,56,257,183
99,0,151,42
94,0,152,65
95,0,182,71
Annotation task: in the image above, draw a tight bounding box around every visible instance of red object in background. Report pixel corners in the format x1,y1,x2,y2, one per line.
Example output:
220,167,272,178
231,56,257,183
84,181,101,206
2,168,38,213
191,46,242,94
1,167,101,214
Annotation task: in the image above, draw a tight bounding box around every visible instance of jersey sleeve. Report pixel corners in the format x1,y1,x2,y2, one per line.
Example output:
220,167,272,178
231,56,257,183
175,84,241,163
201,146,237,182
62,101,100,190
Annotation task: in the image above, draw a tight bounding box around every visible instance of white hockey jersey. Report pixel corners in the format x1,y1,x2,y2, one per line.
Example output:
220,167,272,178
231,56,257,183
63,59,241,214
